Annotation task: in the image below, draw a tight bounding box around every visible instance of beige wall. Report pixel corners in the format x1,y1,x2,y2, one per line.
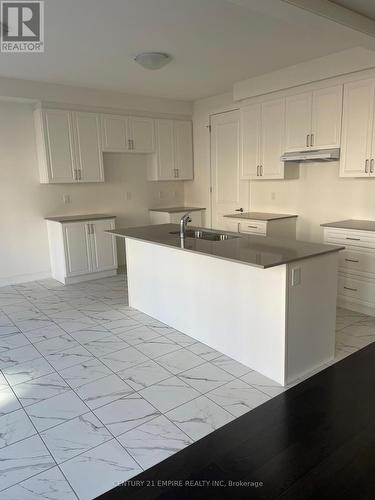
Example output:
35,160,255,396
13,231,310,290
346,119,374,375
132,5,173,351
0,100,185,285
185,91,375,242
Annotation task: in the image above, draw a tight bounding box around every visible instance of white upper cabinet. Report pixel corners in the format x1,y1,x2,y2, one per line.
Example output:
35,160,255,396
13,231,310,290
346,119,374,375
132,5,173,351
35,109,104,184
340,78,375,178
311,86,342,149
148,119,193,181
101,115,129,152
241,98,285,179
285,92,312,152
128,116,155,153
260,98,285,179
174,120,193,180
285,85,342,152
241,103,260,179
101,115,155,153
35,109,77,183
75,112,104,182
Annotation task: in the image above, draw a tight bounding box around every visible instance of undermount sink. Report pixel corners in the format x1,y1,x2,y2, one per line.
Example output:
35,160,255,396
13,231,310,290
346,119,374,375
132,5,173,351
170,229,239,241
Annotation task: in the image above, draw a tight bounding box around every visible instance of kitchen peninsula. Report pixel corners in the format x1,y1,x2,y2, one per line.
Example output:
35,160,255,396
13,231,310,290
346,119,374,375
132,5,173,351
109,224,343,385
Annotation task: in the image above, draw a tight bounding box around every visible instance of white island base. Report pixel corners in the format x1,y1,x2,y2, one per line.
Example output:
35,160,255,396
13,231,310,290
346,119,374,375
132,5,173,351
126,238,338,386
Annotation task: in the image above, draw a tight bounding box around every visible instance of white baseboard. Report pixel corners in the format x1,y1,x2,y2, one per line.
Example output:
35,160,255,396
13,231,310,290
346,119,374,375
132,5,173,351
62,270,117,285
0,271,52,287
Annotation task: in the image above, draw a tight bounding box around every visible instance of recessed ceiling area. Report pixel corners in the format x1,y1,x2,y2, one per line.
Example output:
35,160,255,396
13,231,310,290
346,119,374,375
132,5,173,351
330,0,375,20
0,0,372,100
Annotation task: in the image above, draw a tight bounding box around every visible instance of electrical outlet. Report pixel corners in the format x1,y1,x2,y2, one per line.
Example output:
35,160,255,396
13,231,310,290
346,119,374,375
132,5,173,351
63,194,70,204
158,191,164,199
173,191,178,198
291,267,301,286
126,192,132,201
271,192,276,201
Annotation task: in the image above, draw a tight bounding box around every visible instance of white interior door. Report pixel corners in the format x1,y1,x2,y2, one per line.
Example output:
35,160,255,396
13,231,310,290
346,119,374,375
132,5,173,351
340,79,375,178
63,222,92,276
311,85,343,149
210,110,249,230
44,109,76,182
260,98,285,179
285,92,312,152
75,112,104,182
91,220,118,272
128,117,155,153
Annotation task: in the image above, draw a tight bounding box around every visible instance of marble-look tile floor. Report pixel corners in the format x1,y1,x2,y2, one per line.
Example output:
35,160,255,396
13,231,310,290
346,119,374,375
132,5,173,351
0,273,373,499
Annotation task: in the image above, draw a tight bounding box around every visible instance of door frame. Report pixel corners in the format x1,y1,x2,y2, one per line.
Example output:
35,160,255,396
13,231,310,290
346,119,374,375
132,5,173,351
209,108,241,229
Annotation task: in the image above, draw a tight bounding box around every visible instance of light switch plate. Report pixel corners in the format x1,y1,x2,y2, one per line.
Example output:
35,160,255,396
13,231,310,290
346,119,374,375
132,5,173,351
63,194,70,204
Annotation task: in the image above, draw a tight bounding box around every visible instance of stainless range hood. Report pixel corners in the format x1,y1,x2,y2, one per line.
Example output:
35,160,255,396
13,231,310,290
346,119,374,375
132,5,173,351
280,148,340,162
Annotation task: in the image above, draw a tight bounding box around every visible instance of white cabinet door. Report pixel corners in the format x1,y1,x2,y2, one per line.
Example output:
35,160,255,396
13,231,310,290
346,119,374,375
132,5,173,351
155,119,175,180
311,85,343,149
340,79,375,178
75,112,104,182
260,98,285,179
128,117,155,153
43,109,76,183
63,222,92,276
285,92,312,152
91,219,118,272
101,114,129,152
174,120,193,180
210,110,249,230
240,103,260,179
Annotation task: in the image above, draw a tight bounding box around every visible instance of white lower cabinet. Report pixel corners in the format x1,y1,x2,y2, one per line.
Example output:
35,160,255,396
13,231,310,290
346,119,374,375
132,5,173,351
223,216,297,238
47,217,118,284
324,227,375,315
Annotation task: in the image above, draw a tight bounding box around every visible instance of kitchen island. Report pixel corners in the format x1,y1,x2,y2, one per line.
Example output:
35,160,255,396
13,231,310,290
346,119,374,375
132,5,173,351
108,224,343,385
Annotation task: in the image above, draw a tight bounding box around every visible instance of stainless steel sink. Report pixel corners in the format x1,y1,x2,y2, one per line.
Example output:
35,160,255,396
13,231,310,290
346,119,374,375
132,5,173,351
170,229,239,241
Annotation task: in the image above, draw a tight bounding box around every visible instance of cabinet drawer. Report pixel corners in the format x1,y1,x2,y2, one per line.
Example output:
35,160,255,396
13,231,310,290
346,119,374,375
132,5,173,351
239,220,267,235
325,228,375,249
339,250,375,275
338,275,375,303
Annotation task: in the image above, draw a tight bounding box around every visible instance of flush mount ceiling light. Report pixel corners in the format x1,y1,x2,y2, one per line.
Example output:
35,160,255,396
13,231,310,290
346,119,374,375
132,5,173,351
134,52,172,70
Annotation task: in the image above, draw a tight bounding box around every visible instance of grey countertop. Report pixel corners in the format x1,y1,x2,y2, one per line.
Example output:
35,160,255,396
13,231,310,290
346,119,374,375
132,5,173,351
107,224,343,269
224,212,298,221
45,214,116,223
149,206,206,213
321,219,375,232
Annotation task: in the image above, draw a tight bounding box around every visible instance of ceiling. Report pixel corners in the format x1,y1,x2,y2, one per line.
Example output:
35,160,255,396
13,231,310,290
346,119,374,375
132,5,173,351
330,1,375,20
0,0,372,101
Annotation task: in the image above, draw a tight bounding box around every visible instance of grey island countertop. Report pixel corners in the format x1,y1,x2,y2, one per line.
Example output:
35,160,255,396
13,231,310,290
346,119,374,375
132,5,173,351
224,211,298,221
149,206,206,213
107,224,343,269
45,214,116,223
321,219,375,232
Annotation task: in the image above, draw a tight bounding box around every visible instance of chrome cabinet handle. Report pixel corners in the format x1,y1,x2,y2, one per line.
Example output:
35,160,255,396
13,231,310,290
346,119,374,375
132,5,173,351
128,139,132,150
365,159,369,173
247,225,258,229
310,133,314,147
306,134,310,147
345,258,359,263
344,286,357,292
176,169,179,178
91,224,95,235
131,139,135,150
371,159,374,174
73,169,77,180
260,165,263,176
346,237,360,241
256,165,259,176
78,170,82,181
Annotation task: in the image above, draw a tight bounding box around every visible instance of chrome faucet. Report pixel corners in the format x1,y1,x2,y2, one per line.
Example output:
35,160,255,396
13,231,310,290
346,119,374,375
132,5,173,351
180,212,192,238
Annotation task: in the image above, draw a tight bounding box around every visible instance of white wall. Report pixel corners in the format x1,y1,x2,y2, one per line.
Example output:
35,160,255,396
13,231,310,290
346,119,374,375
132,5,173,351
185,91,375,242
0,101,185,285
